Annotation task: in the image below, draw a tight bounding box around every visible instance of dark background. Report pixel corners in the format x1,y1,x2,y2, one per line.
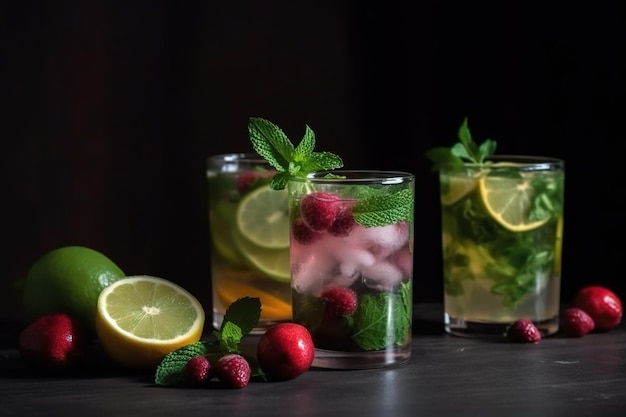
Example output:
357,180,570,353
2,1,624,321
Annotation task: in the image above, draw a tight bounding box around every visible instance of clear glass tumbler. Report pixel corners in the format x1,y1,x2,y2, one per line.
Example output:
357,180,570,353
288,170,414,369
207,153,291,334
438,155,565,338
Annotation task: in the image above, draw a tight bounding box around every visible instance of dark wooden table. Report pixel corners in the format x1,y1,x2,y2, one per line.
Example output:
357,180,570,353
1,304,625,417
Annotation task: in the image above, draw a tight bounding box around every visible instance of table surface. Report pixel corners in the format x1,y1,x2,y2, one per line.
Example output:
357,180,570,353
1,304,625,417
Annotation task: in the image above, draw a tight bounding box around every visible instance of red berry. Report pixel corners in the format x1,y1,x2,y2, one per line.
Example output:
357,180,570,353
507,319,541,343
235,172,257,192
292,218,323,245
328,208,356,237
560,307,595,338
301,192,341,231
571,286,623,332
185,356,212,384
321,286,358,320
18,313,86,371
215,354,251,389
256,323,315,381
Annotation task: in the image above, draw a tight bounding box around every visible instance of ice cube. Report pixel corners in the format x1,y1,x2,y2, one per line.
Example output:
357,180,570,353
353,222,410,259
361,261,404,292
291,243,336,296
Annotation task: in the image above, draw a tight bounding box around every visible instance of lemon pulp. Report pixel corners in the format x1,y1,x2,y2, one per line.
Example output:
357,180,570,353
479,175,550,232
95,275,205,370
236,185,289,249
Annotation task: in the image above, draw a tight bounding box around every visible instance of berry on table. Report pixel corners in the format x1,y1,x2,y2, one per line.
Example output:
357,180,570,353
506,319,541,343
185,356,212,384
560,307,595,338
215,354,251,389
570,285,623,332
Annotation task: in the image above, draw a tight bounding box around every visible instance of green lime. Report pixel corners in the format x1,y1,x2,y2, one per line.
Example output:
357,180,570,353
19,246,125,333
236,185,289,249
232,228,291,283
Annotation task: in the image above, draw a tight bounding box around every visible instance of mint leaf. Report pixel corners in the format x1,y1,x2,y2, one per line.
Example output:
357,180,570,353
351,282,412,351
221,296,260,337
248,117,343,190
154,341,214,385
353,189,414,227
426,117,497,167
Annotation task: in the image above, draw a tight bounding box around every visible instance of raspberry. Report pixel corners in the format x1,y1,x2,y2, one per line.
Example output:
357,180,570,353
571,285,623,331
321,286,358,320
185,356,212,384
328,208,356,237
507,319,541,343
292,218,323,245
215,354,251,389
301,192,341,231
561,307,595,337
235,172,258,192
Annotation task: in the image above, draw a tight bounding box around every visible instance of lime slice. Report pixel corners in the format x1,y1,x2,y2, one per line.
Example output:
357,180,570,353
479,175,550,232
232,228,291,283
441,174,479,206
236,185,289,249
209,203,244,267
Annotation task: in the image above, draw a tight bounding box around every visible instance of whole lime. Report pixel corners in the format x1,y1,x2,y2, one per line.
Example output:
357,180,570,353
19,246,125,334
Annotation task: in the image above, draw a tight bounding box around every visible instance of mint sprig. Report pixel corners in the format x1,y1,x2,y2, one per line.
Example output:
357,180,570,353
249,117,413,228
248,117,344,190
154,297,264,386
425,117,497,168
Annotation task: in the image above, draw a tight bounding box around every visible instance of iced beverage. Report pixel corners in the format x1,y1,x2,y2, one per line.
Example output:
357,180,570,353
439,156,564,337
288,170,414,369
207,153,291,333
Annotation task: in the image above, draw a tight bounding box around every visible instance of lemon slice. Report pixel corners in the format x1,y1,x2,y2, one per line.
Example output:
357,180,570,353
216,281,291,320
233,228,291,282
236,185,289,249
479,175,550,232
95,275,205,370
441,174,479,206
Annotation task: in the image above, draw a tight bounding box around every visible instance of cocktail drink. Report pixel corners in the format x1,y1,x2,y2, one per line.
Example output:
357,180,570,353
288,171,414,369
439,156,564,337
207,153,291,333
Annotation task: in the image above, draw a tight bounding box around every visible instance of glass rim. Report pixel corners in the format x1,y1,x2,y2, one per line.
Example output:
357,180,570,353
443,155,564,169
206,152,266,163
289,170,415,184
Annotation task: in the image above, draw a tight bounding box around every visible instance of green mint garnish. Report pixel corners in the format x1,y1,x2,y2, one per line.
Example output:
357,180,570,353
249,117,413,228
154,297,264,386
425,117,497,168
349,281,412,350
248,117,344,190
353,189,414,228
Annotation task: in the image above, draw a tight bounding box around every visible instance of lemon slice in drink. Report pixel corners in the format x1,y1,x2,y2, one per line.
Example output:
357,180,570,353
233,228,291,283
441,174,479,206
209,204,244,267
479,175,550,232
236,185,289,249
95,275,205,370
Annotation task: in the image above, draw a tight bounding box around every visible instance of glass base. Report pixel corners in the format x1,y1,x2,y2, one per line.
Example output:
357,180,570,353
212,312,290,335
445,313,559,339
311,345,411,370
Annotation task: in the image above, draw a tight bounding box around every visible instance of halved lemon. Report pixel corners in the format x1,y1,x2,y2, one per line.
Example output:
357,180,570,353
236,185,289,249
95,275,205,370
440,174,479,206
479,175,550,232
216,281,291,320
233,227,291,282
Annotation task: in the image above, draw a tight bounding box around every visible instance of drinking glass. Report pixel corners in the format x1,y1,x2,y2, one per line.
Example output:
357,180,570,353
437,155,565,337
288,170,414,369
207,153,291,334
